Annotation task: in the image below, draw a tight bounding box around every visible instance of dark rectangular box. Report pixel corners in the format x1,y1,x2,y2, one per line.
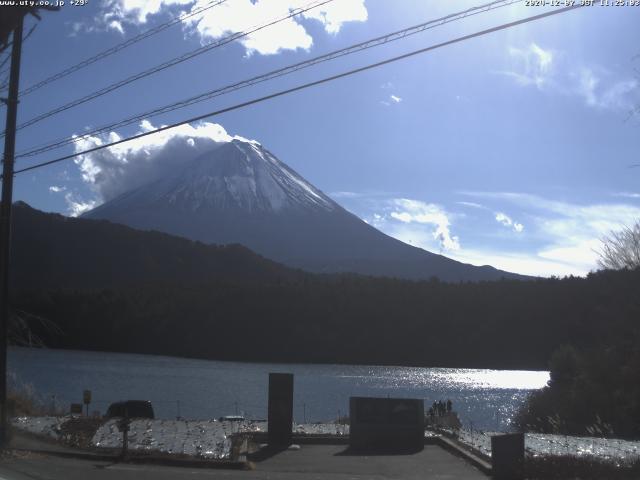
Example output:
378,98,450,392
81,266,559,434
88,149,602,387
491,432,524,480
267,373,294,446
349,397,424,452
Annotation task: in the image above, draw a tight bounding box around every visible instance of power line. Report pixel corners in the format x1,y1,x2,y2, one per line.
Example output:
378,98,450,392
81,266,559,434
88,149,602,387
16,0,522,160
16,0,229,98
0,64,9,89
3,0,334,137
12,4,584,177
0,64,12,88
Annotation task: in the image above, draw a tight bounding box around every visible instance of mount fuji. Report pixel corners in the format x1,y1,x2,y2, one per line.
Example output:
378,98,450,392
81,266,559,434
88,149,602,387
83,139,522,281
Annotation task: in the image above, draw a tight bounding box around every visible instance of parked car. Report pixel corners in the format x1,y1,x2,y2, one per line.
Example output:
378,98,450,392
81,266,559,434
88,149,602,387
106,400,155,419
218,415,244,422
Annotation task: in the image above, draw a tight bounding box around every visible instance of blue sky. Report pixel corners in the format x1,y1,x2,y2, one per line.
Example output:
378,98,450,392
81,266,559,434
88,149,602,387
3,0,640,277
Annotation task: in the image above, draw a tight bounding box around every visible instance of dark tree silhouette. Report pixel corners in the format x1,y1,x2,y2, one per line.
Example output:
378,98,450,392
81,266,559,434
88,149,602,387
598,220,640,270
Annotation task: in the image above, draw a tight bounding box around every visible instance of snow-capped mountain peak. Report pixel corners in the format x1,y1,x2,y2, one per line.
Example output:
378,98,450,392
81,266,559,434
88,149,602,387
156,139,335,213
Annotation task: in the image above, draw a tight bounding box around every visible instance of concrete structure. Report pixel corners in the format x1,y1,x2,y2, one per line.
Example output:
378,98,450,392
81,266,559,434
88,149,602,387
267,373,293,446
349,397,424,452
491,432,524,480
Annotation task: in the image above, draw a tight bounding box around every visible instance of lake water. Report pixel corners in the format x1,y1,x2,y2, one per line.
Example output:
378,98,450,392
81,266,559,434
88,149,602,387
8,347,548,431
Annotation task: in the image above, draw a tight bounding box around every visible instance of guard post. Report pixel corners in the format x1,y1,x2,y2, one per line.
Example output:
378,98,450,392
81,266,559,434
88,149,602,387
118,406,131,459
267,373,293,446
491,432,525,480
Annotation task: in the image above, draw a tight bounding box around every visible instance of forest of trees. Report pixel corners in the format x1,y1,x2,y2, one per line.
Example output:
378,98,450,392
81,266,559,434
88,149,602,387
12,268,640,372
515,338,640,438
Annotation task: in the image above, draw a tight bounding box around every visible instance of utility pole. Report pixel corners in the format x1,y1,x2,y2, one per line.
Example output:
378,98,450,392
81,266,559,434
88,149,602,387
0,16,24,448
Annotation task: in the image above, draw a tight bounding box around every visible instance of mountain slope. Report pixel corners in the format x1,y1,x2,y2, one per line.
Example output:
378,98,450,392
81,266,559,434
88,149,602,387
10,201,302,290
84,139,524,282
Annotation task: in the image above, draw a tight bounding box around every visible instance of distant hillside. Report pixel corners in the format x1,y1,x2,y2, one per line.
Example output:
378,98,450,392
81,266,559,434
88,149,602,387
10,202,303,290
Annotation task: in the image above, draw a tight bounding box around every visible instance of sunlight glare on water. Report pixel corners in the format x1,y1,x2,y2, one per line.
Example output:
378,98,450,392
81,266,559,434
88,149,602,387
431,369,550,390
338,367,549,391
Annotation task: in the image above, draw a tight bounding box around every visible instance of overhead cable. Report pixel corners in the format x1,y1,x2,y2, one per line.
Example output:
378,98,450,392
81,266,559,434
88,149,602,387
12,4,584,177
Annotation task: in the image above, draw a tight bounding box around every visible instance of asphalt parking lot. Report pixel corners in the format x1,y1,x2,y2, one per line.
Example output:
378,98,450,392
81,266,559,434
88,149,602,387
0,443,488,480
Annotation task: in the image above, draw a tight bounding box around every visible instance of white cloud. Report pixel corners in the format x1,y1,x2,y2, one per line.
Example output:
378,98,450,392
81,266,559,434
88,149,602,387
613,192,640,199
67,8,131,36
342,191,640,277
184,0,312,56
67,22,87,37
499,43,639,112
389,198,460,251
530,44,553,71
577,68,638,111
501,43,554,89
457,201,485,209
301,0,367,34
72,120,256,203
104,0,367,56
449,248,584,278
110,0,193,24
468,192,640,233
49,186,66,193
381,93,402,107
64,193,97,217
537,238,602,270
462,191,640,275
329,191,361,199
367,205,586,277
108,20,125,35
578,67,599,106
495,212,524,233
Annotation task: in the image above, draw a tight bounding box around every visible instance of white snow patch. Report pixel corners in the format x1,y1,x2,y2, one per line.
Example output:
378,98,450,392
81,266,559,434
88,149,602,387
455,429,640,461
234,141,334,211
12,417,349,459
12,416,67,440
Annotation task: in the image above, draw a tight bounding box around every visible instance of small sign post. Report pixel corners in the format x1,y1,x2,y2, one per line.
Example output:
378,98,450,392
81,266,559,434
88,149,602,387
118,407,130,459
83,390,91,417
70,403,83,415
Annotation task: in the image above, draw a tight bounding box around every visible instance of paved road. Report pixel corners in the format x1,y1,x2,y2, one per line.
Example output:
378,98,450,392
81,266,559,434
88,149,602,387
0,445,488,479
9,431,83,454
